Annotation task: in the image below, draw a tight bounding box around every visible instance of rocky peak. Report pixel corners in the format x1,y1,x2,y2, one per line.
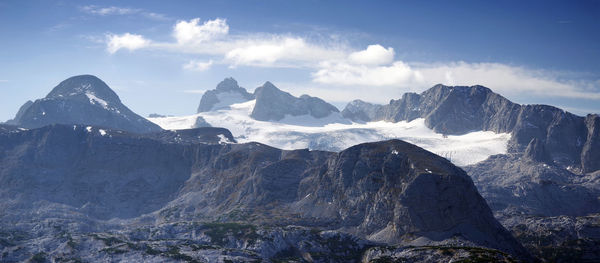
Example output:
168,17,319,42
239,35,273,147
46,74,121,105
251,81,339,121
197,77,254,113
341,100,383,122
9,75,162,133
215,77,240,91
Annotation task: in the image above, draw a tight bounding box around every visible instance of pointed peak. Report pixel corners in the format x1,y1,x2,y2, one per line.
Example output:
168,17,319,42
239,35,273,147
215,77,240,91
262,81,278,89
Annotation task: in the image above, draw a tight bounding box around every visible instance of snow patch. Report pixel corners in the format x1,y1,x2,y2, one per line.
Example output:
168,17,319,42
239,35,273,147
217,134,231,144
86,93,109,109
99,129,107,136
211,91,251,111
86,126,92,133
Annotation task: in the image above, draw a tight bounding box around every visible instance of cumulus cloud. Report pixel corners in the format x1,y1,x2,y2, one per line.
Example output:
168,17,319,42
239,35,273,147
98,17,599,101
313,52,600,100
224,36,346,67
183,60,214,71
173,18,229,44
348,44,395,65
313,61,421,87
106,33,150,53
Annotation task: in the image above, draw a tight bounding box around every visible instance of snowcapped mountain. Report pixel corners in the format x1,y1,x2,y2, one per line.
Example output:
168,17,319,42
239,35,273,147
197,77,254,112
150,79,511,166
7,75,162,134
250,81,340,121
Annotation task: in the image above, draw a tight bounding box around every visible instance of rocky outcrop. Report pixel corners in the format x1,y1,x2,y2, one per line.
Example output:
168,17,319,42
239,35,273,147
251,81,339,121
524,138,551,163
9,75,162,134
340,100,383,122
582,114,600,173
343,84,597,172
0,124,527,258
197,77,254,112
465,154,600,217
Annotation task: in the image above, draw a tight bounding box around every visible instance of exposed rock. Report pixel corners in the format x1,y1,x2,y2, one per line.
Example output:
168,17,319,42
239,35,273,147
250,81,339,121
340,99,383,123
9,75,162,134
342,84,597,172
465,154,600,217
0,125,527,259
193,116,211,128
582,114,600,173
147,113,166,118
197,77,254,112
524,138,551,163
501,213,600,262
5,100,33,125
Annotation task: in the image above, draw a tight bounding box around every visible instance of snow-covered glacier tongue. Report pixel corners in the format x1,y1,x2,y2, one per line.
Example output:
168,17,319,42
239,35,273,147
149,100,510,166
150,79,512,166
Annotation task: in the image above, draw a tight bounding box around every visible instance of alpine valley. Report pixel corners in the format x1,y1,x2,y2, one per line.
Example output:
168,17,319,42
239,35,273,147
1,75,599,262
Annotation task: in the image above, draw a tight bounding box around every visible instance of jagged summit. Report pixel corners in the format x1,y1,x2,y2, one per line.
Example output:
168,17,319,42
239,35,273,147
251,81,339,121
197,77,254,112
342,83,599,172
9,75,162,133
215,77,240,91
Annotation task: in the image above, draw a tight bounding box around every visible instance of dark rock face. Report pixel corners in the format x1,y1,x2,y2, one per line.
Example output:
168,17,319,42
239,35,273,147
9,75,162,134
251,81,339,121
343,84,597,172
582,114,600,173
0,125,527,257
465,154,600,217
524,138,551,163
197,77,254,113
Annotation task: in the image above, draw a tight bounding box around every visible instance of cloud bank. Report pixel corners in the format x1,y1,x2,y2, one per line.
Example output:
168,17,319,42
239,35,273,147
101,17,599,101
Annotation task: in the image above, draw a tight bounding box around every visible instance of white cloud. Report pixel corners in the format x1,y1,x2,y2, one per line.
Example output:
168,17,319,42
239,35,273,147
414,62,600,100
81,5,139,15
106,33,150,54
97,17,599,101
80,5,168,20
313,61,420,87
173,18,229,44
348,44,395,65
313,56,600,101
224,36,346,67
183,60,214,71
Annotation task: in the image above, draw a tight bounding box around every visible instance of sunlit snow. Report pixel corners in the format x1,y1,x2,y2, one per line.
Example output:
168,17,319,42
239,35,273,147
85,93,109,109
149,100,510,166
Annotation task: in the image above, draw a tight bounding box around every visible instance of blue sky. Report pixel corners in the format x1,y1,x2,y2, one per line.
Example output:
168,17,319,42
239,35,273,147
1,0,599,121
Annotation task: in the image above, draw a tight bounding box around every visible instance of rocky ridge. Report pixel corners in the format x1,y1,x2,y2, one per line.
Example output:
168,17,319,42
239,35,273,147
0,124,529,261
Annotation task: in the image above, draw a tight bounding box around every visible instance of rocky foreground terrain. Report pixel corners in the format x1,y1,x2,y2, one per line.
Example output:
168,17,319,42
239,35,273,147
0,124,529,262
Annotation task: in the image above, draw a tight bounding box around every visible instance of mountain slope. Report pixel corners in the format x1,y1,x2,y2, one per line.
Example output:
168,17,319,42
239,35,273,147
0,124,528,259
342,84,599,173
9,75,162,134
251,81,340,121
197,77,254,112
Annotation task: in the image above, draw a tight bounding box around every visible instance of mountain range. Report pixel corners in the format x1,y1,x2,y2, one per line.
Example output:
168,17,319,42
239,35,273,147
1,74,599,262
